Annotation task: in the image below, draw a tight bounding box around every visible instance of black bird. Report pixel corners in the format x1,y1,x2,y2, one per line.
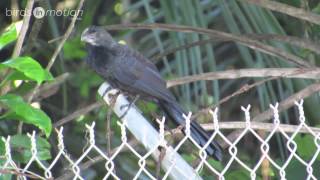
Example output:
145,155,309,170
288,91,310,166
81,26,222,161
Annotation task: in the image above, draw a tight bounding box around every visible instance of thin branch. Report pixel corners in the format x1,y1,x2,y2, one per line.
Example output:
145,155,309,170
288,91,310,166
106,23,313,68
10,0,19,22
201,122,320,134
14,0,35,135
24,73,70,101
46,0,85,71
167,121,320,138
245,34,320,54
56,139,139,180
53,102,104,128
225,82,320,147
24,15,44,54
193,77,277,119
0,169,46,179
167,68,320,87
152,34,320,62
106,109,113,156
12,0,34,58
239,0,320,25
27,0,85,103
151,38,213,62
213,77,277,109
252,85,320,123
18,0,84,133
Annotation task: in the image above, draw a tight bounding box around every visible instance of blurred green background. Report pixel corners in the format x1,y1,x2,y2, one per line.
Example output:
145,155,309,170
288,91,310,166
0,0,320,179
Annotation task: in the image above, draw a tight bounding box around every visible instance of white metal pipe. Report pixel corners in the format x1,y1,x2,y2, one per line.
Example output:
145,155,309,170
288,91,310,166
98,82,202,180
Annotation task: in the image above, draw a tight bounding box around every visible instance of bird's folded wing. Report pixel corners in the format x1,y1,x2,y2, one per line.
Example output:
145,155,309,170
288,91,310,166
112,56,176,102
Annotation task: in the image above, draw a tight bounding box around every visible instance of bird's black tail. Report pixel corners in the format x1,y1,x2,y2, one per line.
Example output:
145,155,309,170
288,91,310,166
159,100,222,161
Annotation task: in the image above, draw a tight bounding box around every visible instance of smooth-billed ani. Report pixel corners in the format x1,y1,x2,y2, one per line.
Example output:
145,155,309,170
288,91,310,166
81,26,222,161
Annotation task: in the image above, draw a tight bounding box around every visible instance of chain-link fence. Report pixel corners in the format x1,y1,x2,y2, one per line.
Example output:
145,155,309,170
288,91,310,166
1,83,320,180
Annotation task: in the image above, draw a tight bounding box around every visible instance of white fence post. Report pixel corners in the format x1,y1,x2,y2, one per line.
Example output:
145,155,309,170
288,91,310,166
98,82,202,180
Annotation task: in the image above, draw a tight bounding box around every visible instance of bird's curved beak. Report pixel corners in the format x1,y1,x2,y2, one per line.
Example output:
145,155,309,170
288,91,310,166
80,28,90,42
81,27,98,46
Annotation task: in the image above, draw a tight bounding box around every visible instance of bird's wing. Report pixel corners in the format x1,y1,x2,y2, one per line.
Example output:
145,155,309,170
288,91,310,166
112,51,175,102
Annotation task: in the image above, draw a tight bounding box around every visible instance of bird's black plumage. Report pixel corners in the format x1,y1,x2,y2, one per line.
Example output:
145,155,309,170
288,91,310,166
81,26,222,161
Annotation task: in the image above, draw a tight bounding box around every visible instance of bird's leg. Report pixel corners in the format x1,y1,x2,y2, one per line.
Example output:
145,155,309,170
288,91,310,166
156,146,166,179
108,91,121,108
101,85,121,108
101,86,114,98
119,95,140,119
104,88,120,170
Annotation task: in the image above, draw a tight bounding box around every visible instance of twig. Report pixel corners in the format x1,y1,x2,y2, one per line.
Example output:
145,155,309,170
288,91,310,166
213,77,277,108
47,36,64,44
12,0,34,58
244,34,320,54
151,38,214,62
24,11,45,54
156,147,166,180
106,108,113,156
259,131,270,180
53,101,104,128
239,0,320,25
152,34,320,62
167,68,320,87
56,139,139,180
11,0,19,22
24,73,70,101
200,122,320,134
225,82,320,148
0,168,46,179
14,0,35,135
192,77,276,120
27,0,85,103
106,23,313,68
46,0,85,71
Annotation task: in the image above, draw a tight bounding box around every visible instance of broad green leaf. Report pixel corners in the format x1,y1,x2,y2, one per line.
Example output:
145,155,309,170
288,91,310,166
0,94,52,137
0,135,51,163
0,56,53,84
295,134,320,160
6,71,31,81
0,22,19,50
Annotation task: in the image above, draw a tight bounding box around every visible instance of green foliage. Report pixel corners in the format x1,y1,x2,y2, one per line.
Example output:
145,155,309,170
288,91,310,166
0,23,18,50
295,134,320,160
1,0,320,178
70,68,103,98
0,57,53,84
63,38,86,60
225,170,251,180
0,134,51,163
312,3,320,14
0,94,52,137
285,159,320,179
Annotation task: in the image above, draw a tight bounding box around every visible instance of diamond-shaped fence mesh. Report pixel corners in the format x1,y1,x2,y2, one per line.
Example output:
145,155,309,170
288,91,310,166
1,82,320,179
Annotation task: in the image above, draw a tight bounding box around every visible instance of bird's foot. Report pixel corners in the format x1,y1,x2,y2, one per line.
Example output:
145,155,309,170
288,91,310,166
101,86,114,98
119,95,140,119
108,91,121,108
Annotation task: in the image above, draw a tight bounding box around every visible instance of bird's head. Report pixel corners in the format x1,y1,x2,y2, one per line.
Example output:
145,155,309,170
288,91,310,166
81,26,117,48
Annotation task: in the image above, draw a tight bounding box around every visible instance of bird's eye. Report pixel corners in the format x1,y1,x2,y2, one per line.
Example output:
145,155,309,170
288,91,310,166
88,26,100,34
88,29,96,34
